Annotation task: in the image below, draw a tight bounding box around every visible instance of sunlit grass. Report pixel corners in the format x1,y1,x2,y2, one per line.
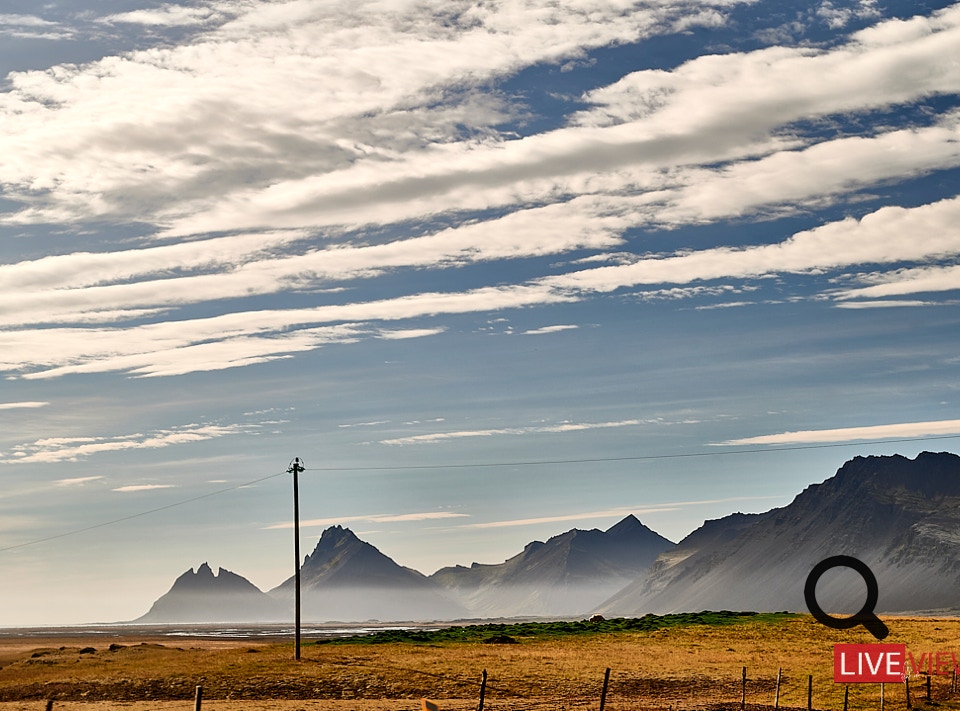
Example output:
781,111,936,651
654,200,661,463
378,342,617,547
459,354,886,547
1,615,959,710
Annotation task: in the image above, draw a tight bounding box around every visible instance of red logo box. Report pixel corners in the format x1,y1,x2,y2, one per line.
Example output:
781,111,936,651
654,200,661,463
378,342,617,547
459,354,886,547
834,644,906,683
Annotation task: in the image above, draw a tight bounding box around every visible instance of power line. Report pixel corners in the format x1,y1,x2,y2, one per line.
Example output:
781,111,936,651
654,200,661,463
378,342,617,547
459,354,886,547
305,434,960,471
2,433,958,554
0,469,289,554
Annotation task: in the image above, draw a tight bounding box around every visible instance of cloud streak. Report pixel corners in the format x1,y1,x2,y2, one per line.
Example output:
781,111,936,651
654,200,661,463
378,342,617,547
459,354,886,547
0,422,264,464
461,496,784,529
265,511,470,530
721,419,960,445
0,3,958,381
0,402,49,410
380,418,657,445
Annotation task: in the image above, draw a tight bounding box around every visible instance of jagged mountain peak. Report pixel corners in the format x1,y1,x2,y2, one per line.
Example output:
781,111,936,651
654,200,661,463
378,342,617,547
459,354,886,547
601,451,960,616
135,563,285,623
271,526,469,621
606,514,675,543
431,513,674,617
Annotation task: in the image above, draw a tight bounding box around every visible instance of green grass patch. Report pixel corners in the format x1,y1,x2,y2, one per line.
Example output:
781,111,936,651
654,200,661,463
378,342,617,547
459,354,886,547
316,611,796,645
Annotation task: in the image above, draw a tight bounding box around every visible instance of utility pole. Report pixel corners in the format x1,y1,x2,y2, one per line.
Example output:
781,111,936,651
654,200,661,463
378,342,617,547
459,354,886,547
288,456,304,661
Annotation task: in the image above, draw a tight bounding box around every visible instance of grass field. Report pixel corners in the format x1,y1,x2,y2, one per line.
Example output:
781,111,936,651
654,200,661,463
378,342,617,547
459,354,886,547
1,613,958,711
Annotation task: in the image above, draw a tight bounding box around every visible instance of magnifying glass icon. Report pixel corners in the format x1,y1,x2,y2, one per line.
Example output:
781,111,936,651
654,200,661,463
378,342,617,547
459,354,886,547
804,555,889,640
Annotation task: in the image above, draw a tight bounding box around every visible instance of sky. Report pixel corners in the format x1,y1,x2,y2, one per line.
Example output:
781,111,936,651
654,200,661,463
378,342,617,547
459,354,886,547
0,0,959,626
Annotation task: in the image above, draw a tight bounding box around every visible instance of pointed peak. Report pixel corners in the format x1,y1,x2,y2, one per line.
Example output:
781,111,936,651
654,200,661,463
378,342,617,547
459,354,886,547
606,514,642,534
320,524,356,540
196,562,214,577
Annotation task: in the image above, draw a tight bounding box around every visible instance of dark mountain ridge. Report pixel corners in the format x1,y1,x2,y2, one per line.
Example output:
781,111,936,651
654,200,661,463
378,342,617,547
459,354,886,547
137,452,960,623
135,563,286,623
269,525,469,621
431,514,674,616
601,451,960,615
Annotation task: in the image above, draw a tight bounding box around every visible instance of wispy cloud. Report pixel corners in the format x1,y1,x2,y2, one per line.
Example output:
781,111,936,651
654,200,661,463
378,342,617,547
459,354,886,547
720,419,960,445
0,402,49,410
522,324,578,335
54,476,105,487
380,418,656,445
1,422,264,464
100,5,227,27
0,4,958,379
264,511,470,530
461,496,783,529
112,484,179,493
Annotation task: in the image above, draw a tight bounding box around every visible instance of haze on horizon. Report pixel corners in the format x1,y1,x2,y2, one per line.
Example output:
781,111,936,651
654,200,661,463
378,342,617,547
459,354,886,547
0,0,958,626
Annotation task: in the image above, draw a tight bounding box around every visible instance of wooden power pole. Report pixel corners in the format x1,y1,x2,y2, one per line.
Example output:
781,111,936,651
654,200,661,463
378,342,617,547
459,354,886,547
288,457,305,660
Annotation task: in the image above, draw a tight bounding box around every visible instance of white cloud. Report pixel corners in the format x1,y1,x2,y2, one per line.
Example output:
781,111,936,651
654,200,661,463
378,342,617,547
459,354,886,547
544,196,960,295
112,484,178,493
265,511,470,529
522,324,579,335
54,476,106,487
720,419,960,445
101,5,225,27
0,14,56,27
3,190,959,380
380,418,656,445
816,0,880,29
462,496,782,529
1,422,262,464
377,328,445,340
0,2,959,382
833,264,960,301
834,299,945,309
0,0,731,232
0,401,49,410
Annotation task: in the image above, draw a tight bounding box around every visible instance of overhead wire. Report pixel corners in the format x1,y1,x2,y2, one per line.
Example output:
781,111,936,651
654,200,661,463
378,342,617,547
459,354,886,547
305,433,960,471
0,469,289,554
1,432,959,554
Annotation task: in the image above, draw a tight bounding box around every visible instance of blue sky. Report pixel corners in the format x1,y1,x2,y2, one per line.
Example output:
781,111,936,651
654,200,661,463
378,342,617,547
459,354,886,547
1,0,959,625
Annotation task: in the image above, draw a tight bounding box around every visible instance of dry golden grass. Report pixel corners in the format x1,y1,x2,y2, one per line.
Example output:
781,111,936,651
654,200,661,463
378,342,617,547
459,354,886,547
1,616,959,711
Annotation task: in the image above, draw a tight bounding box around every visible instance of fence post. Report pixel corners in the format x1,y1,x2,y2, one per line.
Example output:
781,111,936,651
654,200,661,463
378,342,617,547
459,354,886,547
881,682,885,711
194,685,203,711
906,676,911,709
775,667,782,709
843,684,849,711
600,668,611,711
807,674,812,711
45,701,53,711
741,666,746,711
927,674,931,702
477,669,487,711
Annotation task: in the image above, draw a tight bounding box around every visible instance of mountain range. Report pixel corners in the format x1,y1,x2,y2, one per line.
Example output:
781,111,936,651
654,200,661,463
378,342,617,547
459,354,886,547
431,514,673,617
136,563,286,623
135,451,960,623
601,451,960,616
269,525,469,621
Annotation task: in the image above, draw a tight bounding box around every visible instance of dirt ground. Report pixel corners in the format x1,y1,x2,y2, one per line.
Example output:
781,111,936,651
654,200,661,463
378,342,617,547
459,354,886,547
1,618,958,711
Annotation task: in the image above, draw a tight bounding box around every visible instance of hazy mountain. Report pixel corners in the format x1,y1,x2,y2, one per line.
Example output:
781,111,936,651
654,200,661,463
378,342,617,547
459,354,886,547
135,563,286,623
431,514,674,617
600,452,960,615
270,525,469,621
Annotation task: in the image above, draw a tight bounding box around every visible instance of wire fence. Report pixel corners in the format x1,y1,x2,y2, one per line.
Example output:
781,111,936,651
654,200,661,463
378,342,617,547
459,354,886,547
27,664,960,711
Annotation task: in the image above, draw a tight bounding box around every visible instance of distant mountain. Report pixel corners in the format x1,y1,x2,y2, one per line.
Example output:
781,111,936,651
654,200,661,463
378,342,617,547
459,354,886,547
270,525,469,621
136,563,286,623
600,452,960,616
431,514,674,617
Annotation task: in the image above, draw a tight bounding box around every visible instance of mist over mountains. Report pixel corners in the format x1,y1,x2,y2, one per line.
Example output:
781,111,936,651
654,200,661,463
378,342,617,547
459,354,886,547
137,563,286,623
432,514,673,617
136,452,960,623
269,526,469,621
601,451,960,616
